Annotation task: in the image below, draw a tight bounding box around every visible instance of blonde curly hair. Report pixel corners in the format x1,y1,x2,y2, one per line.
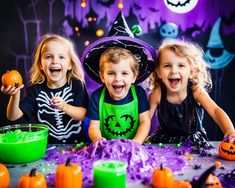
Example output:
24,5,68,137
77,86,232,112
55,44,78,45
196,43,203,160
148,38,212,92
30,34,85,85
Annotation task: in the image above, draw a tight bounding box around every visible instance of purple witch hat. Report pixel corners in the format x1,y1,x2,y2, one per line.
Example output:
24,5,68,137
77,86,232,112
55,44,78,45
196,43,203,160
81,12,157,84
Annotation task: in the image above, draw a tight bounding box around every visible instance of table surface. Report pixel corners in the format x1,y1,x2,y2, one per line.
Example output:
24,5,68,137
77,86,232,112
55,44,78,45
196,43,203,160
3,141,235,188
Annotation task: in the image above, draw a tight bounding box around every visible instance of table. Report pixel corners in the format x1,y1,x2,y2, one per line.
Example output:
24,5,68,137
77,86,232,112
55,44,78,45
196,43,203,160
3,141,235,188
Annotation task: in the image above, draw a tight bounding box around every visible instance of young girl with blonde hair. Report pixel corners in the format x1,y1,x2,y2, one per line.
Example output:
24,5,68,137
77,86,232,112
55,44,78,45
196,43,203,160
1,34,89,143
147,38,235,147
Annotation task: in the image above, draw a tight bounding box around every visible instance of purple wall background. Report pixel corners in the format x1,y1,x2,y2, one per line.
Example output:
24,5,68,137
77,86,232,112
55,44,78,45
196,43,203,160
0,0,234,140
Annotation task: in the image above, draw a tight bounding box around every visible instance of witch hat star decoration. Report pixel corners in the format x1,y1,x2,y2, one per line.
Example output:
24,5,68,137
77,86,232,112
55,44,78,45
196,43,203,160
81,12,157,84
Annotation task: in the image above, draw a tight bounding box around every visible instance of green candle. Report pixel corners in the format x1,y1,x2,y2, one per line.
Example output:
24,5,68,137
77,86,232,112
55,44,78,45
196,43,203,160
93,160,127,188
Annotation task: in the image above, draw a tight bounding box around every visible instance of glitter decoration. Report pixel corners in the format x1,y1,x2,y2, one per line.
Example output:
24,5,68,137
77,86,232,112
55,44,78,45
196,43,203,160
176,143,181,147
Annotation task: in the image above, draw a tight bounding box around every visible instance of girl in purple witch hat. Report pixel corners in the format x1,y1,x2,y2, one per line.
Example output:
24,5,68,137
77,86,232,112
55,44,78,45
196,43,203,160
82,12,157,144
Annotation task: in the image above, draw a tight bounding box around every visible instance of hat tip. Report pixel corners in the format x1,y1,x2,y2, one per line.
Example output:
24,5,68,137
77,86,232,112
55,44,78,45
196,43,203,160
108,11,134,38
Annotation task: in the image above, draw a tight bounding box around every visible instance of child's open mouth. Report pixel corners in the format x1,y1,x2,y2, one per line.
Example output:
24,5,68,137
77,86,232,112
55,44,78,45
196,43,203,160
112,85,124,92
168,78,180,87
49,68,61,76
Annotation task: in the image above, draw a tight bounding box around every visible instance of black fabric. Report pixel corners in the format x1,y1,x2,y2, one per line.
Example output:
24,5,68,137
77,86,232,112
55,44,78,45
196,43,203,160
19,79,89,144
149,83,213,148
158,83,204,136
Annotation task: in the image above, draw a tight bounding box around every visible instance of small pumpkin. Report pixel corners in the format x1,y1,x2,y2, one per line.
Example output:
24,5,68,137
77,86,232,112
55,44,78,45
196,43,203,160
56,158,82,188
218,140,235,161
152,164,174,188
174,180,192,188
0,163,10,188
18,168,47,188
1,70,23,88
205,174,222,188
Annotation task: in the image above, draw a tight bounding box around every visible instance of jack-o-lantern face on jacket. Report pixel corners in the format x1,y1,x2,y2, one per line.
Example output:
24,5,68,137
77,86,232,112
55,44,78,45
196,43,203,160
218,141,235,161
103,114,136,138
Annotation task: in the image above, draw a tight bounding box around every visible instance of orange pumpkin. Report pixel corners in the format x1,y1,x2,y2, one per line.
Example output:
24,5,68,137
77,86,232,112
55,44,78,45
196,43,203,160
218,140,235,160
18,168,47,188
174,180,192,188
1,70,23,88
205,174,222,188
0,163,10,188
152,164,174,188
56,158,82,188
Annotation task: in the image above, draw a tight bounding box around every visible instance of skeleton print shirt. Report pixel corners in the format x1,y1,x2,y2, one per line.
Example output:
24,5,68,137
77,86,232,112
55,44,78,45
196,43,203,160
19,79,89,144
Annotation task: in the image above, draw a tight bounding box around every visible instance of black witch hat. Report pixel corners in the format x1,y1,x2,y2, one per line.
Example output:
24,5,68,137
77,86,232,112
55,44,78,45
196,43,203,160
81,12,157,84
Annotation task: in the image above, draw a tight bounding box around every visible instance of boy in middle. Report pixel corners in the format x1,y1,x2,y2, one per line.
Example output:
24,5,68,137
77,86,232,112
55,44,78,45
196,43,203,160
82,12,157,144
88,47,150,144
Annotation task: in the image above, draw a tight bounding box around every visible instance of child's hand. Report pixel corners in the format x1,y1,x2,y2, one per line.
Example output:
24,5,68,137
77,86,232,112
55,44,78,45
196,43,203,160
224,131,235,143
1,84,24,95
132,138,142,144
93,138,107,146
50,97,65,111
91,138,107,157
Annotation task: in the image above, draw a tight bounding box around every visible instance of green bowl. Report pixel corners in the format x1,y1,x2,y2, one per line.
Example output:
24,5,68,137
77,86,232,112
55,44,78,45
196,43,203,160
0,124,49,164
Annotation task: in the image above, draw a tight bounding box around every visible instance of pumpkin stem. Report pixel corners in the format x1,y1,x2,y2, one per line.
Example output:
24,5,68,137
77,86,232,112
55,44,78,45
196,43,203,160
65,158,72,166
29,168,37,177
160,164,163,170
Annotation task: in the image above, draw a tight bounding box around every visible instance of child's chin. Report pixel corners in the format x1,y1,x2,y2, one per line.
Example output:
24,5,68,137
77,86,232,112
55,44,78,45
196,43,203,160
112,93,126,100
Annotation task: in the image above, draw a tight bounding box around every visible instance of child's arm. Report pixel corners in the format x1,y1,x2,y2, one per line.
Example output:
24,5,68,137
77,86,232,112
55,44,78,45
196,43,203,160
148,87,161,118
51,97,87,120
1,85,24,121
132,110,151,144
88,119,103,142
193,86,235,142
